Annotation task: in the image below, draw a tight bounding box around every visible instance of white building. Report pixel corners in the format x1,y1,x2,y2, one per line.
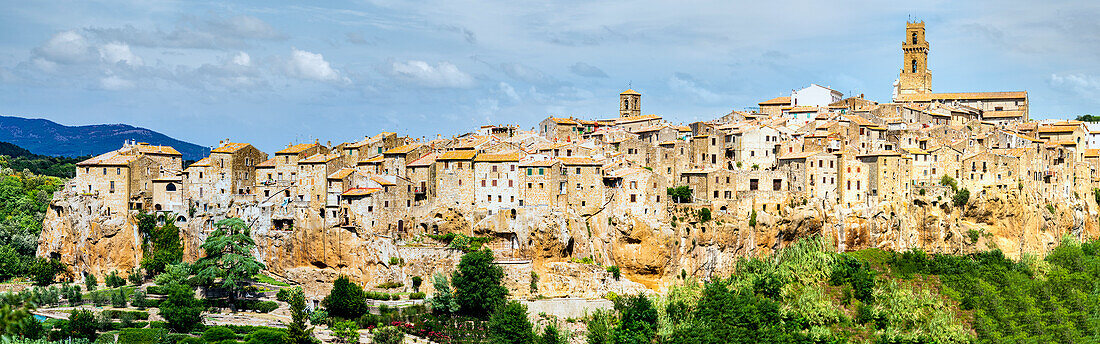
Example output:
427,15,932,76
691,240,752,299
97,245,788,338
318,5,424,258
791,84,843,108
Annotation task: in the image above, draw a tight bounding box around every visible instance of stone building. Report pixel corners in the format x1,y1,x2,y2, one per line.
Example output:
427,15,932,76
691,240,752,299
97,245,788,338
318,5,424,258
473,152,524,211
619,89,641,118
73,149,159,216
520,159,563,208
208,141,268,196
559,157,604,215
435,150,477,207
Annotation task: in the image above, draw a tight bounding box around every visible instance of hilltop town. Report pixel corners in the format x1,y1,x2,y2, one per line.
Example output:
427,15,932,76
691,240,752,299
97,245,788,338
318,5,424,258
37,21,1099,302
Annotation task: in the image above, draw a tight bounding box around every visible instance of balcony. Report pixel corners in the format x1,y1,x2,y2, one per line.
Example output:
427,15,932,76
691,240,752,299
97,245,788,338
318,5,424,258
412,186,426,194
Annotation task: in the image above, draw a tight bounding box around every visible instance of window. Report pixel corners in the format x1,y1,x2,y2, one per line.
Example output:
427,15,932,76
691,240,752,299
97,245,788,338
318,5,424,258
508,180,513,187
539,168,545,175
481,180,486,187
631,194,637,203
492,166,497,172
109,181,115,193
116,168,121,175
576,167,582,174
576,183,582,190
713,191,719,198
911,31,917,44
527,168,532,176
750,179,759,190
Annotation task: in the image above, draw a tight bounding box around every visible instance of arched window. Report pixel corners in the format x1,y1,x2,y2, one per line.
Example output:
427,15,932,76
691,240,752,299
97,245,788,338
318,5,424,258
911,59,917,73
911,32,917,44
165,183,176,192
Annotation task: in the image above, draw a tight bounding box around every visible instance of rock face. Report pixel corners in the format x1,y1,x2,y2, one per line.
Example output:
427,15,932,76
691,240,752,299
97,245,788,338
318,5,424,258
38,184,1100,297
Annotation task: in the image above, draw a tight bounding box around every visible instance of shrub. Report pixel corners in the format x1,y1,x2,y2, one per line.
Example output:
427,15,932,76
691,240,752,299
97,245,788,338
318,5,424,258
918,188,926,196
749,209,757,228
117,328,166,344
614,294,658,343
131,289,147,309
322,275,368,320
110,288,127,308
85,274,98,292
529,271,538,294
376,282,403,289
388,257,400,266
411,276,423,293
952,188,970,207
104,270,126,288
254,301,279,313
666,186,692,203
159,283,203,333
246,328,288,344
102,310,149,320
1046,204,1056,213
371,326,404,344
606,265,621,280
276,286,302,302
967,229,981,243
68,309,98,341
409,292,426,300
202,326,238,342
940,175,958,191
331,320,359,344
697,208,711,223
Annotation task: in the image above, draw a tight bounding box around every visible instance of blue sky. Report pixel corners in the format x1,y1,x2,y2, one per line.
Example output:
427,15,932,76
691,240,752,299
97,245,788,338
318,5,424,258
1,0,1098,152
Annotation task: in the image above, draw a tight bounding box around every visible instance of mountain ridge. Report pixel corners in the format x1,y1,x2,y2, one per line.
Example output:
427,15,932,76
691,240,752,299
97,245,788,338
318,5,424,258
0,115,207,161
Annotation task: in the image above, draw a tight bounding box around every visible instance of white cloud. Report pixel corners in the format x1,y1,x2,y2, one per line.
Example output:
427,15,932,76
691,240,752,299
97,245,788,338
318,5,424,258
501,63,559,86
1049,73,1100,99
669,72,722,103
285,48,349,84
98,42,142,66
99,75,134,90
569,62,609,78
389,60,474,88
232,52,251,67
34,30,96,64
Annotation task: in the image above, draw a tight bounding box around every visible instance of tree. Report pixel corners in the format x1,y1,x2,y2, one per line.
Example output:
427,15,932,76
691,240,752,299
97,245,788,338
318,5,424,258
195,218,265,310
613,294,657,344
489,301,535,344
0,293,40,339
666,186,692,203
586,309,615,344
0,245,23,282
411,276,423,293
284,286,316,344
940,175,958,191
67,309,97,341
141,218,183,277
203,326,238,342
159,283,203,333
427,272,458,314
30,258,64,286
321,275,368,320
331,320,359,344
84,273,98,291
452,249,508,317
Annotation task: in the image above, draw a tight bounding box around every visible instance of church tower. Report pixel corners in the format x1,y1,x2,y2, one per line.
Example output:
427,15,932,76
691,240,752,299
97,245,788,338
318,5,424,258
897,21,931,95
619,89,641,118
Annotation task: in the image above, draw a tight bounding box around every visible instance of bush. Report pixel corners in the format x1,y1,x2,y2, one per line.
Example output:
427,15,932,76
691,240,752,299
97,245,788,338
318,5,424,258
202,326,238,342
105,270,126,288
613,294,658,343
749,209,758,228
940,175,957,191
388,257,401,266
159,283,203,333
372,326,404,344
666,186,692,203
409,292,426,300
411,276,423,293
68,309,98,341
606,265,621,280
331,320,359,344
245,329,288,344
110,288,127,308
952,188,970,207
322,275,368,320
102,310,149,320
254,301,279,313
117,328,165,344
376,282,403,289
697,208,711,222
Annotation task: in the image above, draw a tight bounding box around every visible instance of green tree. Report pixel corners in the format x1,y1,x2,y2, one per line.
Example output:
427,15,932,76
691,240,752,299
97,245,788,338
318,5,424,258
84,273,98,291
0,293,40,339
371,326,404,344
586,309,615,344
195,218,265,310
539,322,565,344
140,218,183,277
613,294,657,344
427,272,458,314
488,301,535,344
0,245,24,282
159,283,203,333
284,286,317,344
666,186,692,203
452,249,508,317
203,326,238,342
67,309,98,341
940,175,958,191
30,258,64,286
411,276,423,293
321,275,368,320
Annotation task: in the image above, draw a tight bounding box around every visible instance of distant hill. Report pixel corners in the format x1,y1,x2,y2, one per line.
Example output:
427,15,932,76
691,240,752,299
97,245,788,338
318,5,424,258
0,115,208,160
0,141,34,158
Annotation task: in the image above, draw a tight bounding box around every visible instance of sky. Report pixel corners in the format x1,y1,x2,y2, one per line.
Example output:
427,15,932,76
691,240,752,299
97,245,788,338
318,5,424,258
1,0,1099,152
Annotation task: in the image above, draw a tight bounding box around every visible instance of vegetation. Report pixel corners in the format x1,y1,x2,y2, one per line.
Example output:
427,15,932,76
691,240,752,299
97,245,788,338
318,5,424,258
606,265,621,280
138,213,183,278
940,175,958,191
331,320,359,344
322,275,368,320
194,218,265,310
427,272,459,314
451,249,508,317
1075,114,1100,122
666,186,692,203
488,301,535,344
952,187,970,207
372,326,405,344
283,286,316,344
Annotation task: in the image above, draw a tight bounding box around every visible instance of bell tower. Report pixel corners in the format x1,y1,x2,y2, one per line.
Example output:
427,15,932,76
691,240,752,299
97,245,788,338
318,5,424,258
619,89,641,118
897,21,931,95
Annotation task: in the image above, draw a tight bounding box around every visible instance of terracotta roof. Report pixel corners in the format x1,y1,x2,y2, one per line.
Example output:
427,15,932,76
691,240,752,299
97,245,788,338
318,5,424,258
474,152,522,162
276,143,320,155
77,151,137,166
255,157,277,168
901,147,929,155
1037,125,1081,133
382,143,424,155
370,175,396,186
300,153,340,164
346,132,395,148
210,142,250,153
342,188,380,197
558,157,600,165
620,89,640,95
358,156,384,164
1085,149,1100,158
758,96,792,106
982,110,1027,119
843,115,875,127
328,168,356,180
406,152,438,167
520,159,557,167
130,144,182,156
615,115,661,124
546,117,579,125
778,151,816,160
452,136,492,149
894,91,1028,102
188,157,213,167
437,150,477,160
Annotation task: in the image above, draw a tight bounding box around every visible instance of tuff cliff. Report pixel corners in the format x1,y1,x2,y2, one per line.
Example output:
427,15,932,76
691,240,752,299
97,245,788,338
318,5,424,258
38,184,1099,297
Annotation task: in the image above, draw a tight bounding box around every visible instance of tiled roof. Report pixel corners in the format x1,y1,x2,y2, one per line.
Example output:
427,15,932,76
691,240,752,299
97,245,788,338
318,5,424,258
520,159,557,167
300,153,339,164
130,144,182,156
358,156,384,164
778,151,816,160
982,110,1026,119
77,151,137,166
614,115,661,124
620,89,640,95
210,142,250,153
188,157,213,167
558,157,600,165
255,157,277,168
342,188,380,196
437,150,477,160
758,96,792,106
406,152,438,167
276,143,320,155
546,117,579,125
474,152,522,162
